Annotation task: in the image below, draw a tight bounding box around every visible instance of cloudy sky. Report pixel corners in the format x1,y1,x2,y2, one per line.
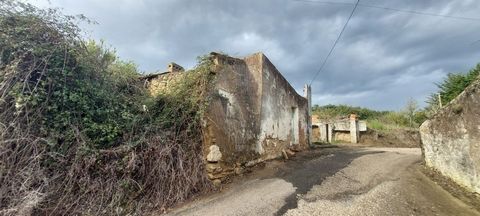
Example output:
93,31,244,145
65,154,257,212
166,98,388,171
29,0,480,110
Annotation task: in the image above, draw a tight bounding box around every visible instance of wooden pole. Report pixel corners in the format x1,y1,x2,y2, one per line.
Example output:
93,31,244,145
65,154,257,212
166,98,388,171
438,94,443,108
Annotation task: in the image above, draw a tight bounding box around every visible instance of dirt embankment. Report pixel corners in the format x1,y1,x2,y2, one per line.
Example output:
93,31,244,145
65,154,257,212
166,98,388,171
359,128,421,148
422,166,480,213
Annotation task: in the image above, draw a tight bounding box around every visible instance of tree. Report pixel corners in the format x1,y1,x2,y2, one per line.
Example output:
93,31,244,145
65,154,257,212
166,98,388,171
426,64,480,115
403,98,418,127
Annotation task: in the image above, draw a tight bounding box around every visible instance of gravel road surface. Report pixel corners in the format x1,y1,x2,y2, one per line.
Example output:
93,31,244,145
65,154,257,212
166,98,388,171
167,147,480,216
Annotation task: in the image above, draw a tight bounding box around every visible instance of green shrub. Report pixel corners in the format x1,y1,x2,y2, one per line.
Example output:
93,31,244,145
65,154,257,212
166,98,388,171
381,112,409,127
426,64,479,114
148,55,215,131
367,119,387,131
313,103,424,130
0,2,214,214
312,104,389,120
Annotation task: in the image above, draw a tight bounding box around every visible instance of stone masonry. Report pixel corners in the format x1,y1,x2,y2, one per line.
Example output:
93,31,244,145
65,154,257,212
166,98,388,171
144,52,312,183
420,78,480,194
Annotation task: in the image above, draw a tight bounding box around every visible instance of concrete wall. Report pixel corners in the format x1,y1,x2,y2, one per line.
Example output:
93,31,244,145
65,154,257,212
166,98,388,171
311,116,367,144
420,79,480,194
203,53,309,180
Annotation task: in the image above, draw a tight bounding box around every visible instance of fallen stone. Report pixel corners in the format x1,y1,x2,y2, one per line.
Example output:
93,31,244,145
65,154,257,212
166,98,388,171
245,159,263,167
206,163,223,173
207,170,234,179
207,145,222,162
282,150,289,160
212,179,221,187
286,149,296,157
235,167,243,175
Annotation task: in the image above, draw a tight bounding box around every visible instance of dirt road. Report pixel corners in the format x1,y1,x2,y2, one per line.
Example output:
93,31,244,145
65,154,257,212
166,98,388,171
167,147,480,216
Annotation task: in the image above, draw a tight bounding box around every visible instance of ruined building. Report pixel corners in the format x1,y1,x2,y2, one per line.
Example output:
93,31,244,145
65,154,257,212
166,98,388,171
311,114,367,144
144,52,312,181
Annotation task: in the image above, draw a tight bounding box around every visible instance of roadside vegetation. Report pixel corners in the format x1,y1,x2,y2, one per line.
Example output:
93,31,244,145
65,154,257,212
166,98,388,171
0,1,214,215
425,63,480,115
313,63,480,131
312,101,427,131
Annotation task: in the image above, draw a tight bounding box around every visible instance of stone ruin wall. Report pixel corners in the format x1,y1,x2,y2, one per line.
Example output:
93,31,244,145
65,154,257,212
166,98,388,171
420,78,480,194
202,53,263,180
144,53,310,183
203,53,310,181
145,72,185,96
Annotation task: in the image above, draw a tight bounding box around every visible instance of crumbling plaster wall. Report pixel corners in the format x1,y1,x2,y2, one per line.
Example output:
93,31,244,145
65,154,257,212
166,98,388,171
420,79,480,194
203,53,309,180
258,54,309,159
203,54,263,168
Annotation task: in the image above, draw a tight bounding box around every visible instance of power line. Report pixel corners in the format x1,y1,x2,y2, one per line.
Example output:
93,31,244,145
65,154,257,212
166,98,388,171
359,3,480,21
292,0,480,21
292,0,352,6
309,0,359,85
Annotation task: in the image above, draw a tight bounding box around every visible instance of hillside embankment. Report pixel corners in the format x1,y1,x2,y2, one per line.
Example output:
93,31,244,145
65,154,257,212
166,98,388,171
359,128,421,148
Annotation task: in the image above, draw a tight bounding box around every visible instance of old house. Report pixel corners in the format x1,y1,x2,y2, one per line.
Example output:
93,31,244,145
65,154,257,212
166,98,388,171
144,52,312,181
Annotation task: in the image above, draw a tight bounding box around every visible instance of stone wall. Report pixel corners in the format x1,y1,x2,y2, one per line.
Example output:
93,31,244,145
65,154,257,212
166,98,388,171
144,72,185,96
203,52,309,180
258,55,309,156
420,79,480,194
144,52,310,182
202,54,263,180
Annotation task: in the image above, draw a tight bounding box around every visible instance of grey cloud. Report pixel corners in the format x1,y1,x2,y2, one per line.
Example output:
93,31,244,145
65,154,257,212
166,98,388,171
29,0,480,110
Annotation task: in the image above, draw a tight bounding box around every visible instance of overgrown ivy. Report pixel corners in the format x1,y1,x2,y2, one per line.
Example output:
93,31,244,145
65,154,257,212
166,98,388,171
147,56,215,130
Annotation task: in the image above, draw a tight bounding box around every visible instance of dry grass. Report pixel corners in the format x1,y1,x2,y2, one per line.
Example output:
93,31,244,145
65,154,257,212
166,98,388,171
0,66,213,214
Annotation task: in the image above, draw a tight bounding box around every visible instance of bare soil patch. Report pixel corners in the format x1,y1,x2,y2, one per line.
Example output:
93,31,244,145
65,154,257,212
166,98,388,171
359,128,421,147
422,166,480,212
